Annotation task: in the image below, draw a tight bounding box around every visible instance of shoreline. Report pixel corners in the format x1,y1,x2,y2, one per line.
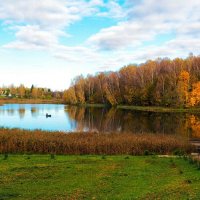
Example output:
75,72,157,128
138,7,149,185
0,98,64,105
1,99,200,113
66,103,200,113
117,105,200,113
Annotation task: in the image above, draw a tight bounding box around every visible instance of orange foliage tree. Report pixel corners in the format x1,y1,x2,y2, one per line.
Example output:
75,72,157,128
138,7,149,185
189,115,200,138
177,71,190,106
63,87,77,104
18,84,26,98
63,56,200,107
189,82,200,106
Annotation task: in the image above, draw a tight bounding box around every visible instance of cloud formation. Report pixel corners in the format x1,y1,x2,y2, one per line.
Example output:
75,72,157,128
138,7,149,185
0,0,105,49
0,0,199,75
88,0,200,55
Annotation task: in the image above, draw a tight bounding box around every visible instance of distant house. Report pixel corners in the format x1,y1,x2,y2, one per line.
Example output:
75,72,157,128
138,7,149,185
0,90,13,98
0,90,7,97
0,94,6,97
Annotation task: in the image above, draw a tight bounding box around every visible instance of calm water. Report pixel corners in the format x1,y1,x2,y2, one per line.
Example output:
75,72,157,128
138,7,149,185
0,104,200,137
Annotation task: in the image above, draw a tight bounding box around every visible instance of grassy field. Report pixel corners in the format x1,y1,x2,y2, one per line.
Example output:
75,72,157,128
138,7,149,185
0,154,200,200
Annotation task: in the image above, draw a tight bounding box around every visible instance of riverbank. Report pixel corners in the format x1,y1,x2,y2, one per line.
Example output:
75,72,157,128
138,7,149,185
0,128,193,155
1,99,200,113
66,103,200,113
0,154,200,199
117,105,200,113
0,98,64,105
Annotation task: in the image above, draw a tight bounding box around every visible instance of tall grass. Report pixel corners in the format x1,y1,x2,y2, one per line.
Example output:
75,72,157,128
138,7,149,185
0,129,193,155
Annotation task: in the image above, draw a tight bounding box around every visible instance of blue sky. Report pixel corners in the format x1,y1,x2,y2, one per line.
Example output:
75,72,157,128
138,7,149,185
0,0,199,90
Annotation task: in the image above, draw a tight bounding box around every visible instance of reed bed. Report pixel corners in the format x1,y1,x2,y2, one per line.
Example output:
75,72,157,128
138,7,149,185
0,129,193,155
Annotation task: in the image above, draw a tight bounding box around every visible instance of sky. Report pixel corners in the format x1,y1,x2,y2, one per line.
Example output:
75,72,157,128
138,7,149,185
0,0,199,90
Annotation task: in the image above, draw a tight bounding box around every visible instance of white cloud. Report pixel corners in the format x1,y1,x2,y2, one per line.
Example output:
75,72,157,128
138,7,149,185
88,21,166,50
4,25,63,50
88,0,200,52
0,0,127,61
0,0,102,27
0,0,105,50
97,0,126,19
0,0,199,88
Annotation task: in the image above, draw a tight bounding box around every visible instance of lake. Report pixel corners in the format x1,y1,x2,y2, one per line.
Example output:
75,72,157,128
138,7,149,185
0,104,199,137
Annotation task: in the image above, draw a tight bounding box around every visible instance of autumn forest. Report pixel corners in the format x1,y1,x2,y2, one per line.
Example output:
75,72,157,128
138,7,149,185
63,55,200,107
1,55,200,108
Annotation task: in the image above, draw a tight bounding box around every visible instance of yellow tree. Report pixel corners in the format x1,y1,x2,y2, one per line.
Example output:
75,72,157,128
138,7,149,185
189,82,200,106
177,71,190,106
63,87,77,104
74,76,85,104
103,82,117,106
18,84,25,98
10,85,17,96
31,87,38,99
119,65,137,104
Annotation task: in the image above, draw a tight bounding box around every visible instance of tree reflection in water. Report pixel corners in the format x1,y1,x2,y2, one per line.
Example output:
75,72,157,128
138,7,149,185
18,107,25,119
65,106,200,137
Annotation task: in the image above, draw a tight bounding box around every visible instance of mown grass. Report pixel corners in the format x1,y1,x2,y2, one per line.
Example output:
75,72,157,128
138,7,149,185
0,155,200,199
0,128,193,155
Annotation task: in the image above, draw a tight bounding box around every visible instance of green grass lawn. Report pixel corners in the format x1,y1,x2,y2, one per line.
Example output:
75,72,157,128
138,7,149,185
0,155,200,200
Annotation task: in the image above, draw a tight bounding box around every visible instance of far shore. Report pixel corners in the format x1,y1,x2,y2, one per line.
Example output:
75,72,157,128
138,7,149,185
0,98,64,105
0,99,200,113
117,105,200,113
63,103,200,113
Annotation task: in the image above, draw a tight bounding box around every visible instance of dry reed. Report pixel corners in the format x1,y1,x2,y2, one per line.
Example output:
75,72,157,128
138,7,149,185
0,129,193,155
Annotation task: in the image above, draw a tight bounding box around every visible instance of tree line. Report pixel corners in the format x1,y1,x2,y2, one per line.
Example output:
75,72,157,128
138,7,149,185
0,85,62,99
63,55,200,107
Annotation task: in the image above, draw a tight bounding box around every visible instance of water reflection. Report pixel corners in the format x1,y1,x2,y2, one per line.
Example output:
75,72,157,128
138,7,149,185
0,104,199,137
7,109,15,116
18,108,25,119
65,106,200,137
189,115,200,138
31,107,39,117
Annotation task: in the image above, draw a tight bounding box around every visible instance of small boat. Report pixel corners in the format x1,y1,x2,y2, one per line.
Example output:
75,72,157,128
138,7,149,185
46,113,52,118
